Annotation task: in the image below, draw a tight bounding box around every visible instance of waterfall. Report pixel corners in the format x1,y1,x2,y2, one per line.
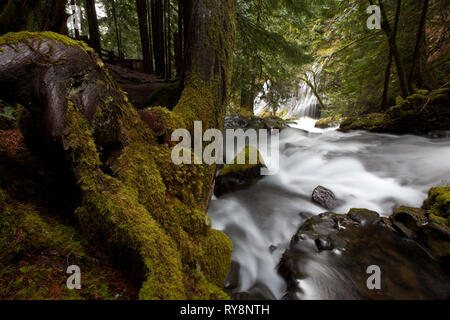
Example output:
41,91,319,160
254,64,324,119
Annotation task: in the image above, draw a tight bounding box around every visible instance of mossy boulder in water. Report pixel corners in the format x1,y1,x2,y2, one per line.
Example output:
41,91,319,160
214,146,266,197
315,115,343,129
225,113,293,131
423,186,450,224
339,88,450,135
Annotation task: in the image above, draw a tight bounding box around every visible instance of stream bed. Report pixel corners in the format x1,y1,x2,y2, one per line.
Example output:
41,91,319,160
208,117,450,299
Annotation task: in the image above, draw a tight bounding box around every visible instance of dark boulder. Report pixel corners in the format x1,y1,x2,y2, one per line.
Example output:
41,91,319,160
214,146,267,197
312,186,340,210
348,208,380,226
279,208,449,300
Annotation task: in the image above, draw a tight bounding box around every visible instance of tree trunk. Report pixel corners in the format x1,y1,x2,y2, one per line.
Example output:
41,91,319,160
85,0,102,55
0,0,68,35
174,0,183,77
165,0,172,80
152,0,165,78
0,0,236,300
71,0,80,39
380,0,401,110
146,0,154,72
408,0,432,91
136,0,152,73
381,52,393,110
110,0,123,61
299,76,327,111
377,0,410,97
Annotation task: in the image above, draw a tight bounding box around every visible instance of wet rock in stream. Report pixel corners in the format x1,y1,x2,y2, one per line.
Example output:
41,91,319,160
279,208,450,300
312,186,341,210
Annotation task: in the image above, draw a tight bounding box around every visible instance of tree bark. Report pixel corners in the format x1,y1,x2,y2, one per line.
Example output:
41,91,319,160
408,0,431,91
136,0,153,73
299,76,327,111
152,0,165,78
174,0,183,77
71,0,80,39
377,0,410,97
0,0,68,35
85,0,102,55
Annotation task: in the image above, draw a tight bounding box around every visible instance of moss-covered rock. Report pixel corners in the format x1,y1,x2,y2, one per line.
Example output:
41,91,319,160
422,186,450,223
214,146,266,197
315,114,343,129
339,88,450,135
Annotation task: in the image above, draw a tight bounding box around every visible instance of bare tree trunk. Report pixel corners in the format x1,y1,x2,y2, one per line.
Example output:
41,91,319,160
166,0,172,80
0,0,68,35
375,0,410,97
85,0,102,55
408,0,431,91
299,76,327,111
152,0,165,78
381,52,393,110
147,0,154,72
380,0,401,110
174,0,183,77
110,0,123,61
71,0,80,39
136,0,152,73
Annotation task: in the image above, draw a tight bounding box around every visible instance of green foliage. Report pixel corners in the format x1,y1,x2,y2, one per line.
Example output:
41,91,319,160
303,0,449,117
231,0,314,113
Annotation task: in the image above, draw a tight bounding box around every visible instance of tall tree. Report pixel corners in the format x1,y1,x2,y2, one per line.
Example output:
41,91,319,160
380,0,401,110
408,0,433,91
0,0,68,35
136,0,153,73
376,0,410,97
151,0,165,77
174,0,183,77
71,0,80,39
85,0,102,55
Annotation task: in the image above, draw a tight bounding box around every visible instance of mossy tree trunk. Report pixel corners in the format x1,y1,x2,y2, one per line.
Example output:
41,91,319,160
0,0,68,35
0,0,237,300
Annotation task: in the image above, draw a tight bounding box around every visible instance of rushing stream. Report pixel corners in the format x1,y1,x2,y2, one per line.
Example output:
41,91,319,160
208,117,450,299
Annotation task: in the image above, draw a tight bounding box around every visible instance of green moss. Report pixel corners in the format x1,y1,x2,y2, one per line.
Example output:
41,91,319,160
0,188,120,300
340,88,450,134
146,83,182,110
423,187,450,223
219,146,266,177
199,229,232,289
316,114,342,128
0,31,92,54
173,74,217,131
65,90,231,299
0,30,235,300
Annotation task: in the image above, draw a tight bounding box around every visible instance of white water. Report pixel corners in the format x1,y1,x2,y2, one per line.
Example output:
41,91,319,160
208,118,450,299
254,65,324,119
